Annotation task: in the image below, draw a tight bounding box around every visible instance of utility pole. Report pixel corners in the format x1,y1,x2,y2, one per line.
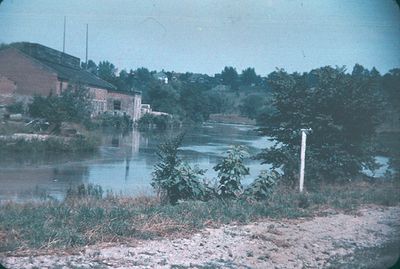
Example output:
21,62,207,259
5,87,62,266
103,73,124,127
85,23,88,69
299,128,312,192
63,16,66,53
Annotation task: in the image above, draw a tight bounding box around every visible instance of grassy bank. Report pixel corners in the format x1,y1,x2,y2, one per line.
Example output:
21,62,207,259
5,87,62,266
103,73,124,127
0,180,398,253
0,135,99,153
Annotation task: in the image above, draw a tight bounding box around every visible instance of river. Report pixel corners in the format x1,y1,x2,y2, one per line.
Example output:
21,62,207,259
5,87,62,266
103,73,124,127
0,123,274,201
0,122,391,202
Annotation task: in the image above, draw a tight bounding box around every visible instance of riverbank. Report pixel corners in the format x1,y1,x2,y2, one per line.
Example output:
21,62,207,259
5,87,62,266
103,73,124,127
0,134,99,153
208,114,256,125
0,120,100,153
1,206,399,268
0,180,399,268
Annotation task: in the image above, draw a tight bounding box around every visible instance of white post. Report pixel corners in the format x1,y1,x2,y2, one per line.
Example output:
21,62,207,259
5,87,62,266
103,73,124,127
299,130,307,192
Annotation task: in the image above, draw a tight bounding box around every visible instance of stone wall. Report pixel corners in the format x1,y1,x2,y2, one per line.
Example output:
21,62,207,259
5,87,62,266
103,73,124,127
88,87,108,116
106,91,142,121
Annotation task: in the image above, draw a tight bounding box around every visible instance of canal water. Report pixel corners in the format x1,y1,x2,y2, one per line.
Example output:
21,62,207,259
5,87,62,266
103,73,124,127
0,123,391,202
0,123,273,201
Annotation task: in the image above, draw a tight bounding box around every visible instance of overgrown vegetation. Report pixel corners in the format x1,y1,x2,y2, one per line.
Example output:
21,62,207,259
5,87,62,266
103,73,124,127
28,85,92,132
151,134,211,204
151,135,279,204
244,170,280,200
137,113,176,130
0,181,398,252
257,66,387,182
94,113,132,130
0,135,99,153
213,145,250,198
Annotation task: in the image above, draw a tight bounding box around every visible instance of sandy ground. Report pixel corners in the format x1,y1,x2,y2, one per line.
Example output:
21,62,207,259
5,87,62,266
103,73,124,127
1,206,399,269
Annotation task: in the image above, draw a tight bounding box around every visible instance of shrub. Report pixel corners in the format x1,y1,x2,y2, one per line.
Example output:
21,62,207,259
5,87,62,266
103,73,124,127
244,170,280,200
151,134,209,204
137,113,173,130
28,85,92,132
6,101,25,114
96,113,132,130
214,145,250,198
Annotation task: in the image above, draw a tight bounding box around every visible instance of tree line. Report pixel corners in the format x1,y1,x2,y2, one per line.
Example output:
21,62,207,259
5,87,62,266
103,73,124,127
84,60,399,179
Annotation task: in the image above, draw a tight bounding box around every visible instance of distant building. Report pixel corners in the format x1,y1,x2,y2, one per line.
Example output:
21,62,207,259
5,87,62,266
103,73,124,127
153,71,168,84
0,42,142,121
141,103,169,117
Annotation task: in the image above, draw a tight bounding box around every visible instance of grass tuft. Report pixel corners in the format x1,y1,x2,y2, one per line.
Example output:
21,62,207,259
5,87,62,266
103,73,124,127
0,180,398,252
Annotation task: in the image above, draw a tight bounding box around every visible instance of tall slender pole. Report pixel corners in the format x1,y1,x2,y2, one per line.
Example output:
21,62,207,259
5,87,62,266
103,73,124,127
63,16,66,53
299,130,307,192
85,24,88,68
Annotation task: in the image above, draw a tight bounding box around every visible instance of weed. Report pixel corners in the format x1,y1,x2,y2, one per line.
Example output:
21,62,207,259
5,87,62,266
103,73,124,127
0,181,398,252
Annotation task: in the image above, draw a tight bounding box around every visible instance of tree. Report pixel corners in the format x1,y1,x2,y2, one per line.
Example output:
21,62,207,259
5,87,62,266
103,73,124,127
147,83,181,115
220,66,239,90
97,61,117,84
81,60,98,75
239,93,268,119
381,68,400,176
257,66,383,182
240,67,261,86
179,84,210,122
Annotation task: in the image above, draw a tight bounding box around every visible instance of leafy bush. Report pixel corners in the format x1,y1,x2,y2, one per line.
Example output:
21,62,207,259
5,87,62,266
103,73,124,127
6,102,25,114
257,66,383,182
151,134,209,204
244,170,280,200
96,113,132,130
137,113,173,130
28,86,92,132
214,145,250,198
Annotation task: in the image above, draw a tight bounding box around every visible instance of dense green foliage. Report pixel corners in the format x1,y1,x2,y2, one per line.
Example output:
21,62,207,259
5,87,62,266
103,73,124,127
214,145,250,198
151,134,210,204
6,101,24,114
137,113,175,130
28,86,92,131
95,113,132,130
244,170,280,200
0,136,98,153
257,66,384,182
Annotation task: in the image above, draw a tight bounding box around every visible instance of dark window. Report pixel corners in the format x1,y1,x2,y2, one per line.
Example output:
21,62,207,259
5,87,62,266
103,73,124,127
113,100,121,110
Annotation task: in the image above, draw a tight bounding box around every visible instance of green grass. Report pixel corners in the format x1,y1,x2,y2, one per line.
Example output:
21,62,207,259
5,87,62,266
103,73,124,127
0,135,99,153
0,181,399,253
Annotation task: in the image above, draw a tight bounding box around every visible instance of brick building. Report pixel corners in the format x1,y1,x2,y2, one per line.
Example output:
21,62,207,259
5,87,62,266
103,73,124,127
0,42,142,121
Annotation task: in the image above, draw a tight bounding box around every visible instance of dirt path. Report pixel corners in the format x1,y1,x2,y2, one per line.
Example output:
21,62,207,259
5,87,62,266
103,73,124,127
2,206,399,269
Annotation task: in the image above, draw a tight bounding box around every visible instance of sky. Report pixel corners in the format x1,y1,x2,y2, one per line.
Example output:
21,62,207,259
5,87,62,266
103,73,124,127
0,0,399,75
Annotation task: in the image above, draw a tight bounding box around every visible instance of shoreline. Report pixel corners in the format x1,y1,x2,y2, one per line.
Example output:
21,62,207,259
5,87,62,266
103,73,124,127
1,205,399,268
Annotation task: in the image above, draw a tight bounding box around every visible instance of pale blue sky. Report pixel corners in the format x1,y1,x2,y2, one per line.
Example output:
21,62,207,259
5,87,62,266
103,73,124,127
0,0,399,75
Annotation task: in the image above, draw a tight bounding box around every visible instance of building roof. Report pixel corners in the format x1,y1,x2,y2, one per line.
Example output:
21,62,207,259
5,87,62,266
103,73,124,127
153,71,168,79
43,60,116,90
9,42,116,90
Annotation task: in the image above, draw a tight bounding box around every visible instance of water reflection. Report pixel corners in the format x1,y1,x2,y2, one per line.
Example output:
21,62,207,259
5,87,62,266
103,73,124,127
0,123,390,202
0,124,270,201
